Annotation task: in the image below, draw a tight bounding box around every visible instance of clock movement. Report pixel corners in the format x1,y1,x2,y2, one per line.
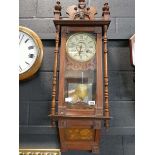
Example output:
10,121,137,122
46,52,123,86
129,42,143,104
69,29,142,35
49,0,111,153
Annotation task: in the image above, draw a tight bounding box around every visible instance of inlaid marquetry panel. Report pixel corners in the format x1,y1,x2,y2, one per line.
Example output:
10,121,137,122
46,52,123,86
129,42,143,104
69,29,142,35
64,128,94,141
19,149,61,155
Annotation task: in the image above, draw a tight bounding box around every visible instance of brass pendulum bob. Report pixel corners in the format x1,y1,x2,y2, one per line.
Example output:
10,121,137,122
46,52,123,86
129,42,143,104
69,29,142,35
75,84,88,101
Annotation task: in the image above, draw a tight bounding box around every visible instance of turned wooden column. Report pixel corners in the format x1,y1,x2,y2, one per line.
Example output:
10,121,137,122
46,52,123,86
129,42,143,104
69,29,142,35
103,25,110,128
103,2,110,128
50,0,61,126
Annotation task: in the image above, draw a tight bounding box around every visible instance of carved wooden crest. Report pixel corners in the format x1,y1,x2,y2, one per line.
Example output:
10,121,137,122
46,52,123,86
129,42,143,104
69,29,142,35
54,0,110,21
66,0,97,20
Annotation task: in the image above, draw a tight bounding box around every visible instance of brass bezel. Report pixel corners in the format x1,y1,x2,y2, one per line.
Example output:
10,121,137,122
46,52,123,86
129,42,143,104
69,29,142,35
66,32,96,63
19,26,44,81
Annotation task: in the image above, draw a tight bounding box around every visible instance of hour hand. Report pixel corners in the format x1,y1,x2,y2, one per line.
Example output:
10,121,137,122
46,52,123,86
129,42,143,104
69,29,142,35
78,45,82,55
86,49,91,53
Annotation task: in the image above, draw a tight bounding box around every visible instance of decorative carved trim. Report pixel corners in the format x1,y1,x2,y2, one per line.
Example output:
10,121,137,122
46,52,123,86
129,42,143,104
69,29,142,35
66,56,96,70
19,149,61,155
54,0,62,20
66,0,97,20
102,2,110,20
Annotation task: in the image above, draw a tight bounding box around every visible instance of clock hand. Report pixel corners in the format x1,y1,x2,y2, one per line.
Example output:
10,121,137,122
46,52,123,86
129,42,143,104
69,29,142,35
79,44,83,55
19,34,24,45
86,49,92,53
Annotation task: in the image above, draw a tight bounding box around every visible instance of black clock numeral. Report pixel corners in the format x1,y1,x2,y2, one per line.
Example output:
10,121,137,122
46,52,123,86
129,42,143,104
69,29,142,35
28,54,34,58
28,46,34,50
25,61,30,65
19,66,22,71
25,38,29,43
19,34,24,45
19,33,21,39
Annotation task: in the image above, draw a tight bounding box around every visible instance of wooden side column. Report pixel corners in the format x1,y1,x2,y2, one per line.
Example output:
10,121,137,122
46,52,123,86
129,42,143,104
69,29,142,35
103,24,110,128
102,1,110,128
50,0,61,126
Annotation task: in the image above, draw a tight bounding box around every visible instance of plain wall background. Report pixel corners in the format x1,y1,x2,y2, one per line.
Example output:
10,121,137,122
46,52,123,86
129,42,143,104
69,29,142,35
19,0,135,155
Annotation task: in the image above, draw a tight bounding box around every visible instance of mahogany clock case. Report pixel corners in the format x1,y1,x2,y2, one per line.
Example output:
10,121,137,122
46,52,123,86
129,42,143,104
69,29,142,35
50,0,111,153
55,24,110,153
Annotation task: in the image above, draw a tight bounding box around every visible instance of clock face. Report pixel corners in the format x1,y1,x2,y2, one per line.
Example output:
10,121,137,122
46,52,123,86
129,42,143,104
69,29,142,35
19,26,43,80
19,31,38,74
66,33,96,62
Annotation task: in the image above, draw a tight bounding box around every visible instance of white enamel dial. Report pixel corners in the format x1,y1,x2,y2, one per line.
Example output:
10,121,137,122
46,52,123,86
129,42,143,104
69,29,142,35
19,26,43,81
19,31,38,74
66,33,96,62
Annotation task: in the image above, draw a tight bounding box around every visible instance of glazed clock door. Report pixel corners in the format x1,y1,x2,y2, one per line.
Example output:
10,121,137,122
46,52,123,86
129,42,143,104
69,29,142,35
65,32,96,108
58,26,103,115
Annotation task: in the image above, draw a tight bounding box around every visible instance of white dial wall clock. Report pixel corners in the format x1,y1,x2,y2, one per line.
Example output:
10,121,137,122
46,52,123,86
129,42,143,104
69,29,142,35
19,26,44,80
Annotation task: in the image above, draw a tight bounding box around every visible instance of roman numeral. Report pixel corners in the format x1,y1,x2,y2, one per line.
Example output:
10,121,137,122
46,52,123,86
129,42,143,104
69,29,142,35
19,34,21,39
28,54,34,58
28,46,34,50
19,34,24,45
25,61,30,65
25,38,29,43
19,66,22,71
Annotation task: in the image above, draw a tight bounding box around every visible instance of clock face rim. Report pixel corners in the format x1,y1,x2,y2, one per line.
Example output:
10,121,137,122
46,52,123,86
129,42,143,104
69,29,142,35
19,26,44,81
66,32,96,63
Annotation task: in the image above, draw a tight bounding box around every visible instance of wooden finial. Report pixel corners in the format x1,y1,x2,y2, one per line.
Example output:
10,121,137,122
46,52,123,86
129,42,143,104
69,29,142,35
102,2,110,20
54,0,62,20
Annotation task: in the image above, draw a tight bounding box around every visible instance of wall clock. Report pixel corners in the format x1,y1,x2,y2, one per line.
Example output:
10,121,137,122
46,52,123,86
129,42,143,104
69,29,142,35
19,26,43,81
50,0,111,153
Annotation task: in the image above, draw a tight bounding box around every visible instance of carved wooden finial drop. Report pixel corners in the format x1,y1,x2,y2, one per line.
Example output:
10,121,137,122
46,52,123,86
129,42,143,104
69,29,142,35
102,2,110,20
54,0,62,20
